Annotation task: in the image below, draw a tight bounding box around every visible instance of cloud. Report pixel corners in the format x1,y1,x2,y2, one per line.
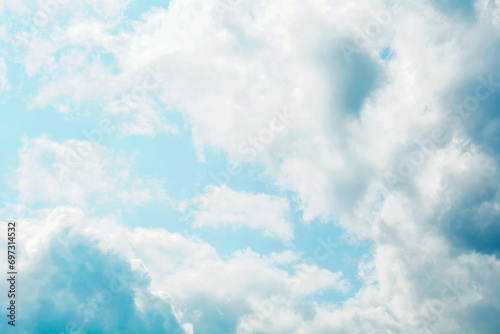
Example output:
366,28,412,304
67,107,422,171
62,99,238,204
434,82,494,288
0,208,185,334
0,206,350,334
14,136,169,208
184,185,294,243
3,0,500,333
0,57,9,91
432,0,477,21
106,1,500,332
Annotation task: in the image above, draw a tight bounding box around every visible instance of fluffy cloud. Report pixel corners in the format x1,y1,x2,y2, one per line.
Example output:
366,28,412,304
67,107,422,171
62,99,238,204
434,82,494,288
0,57,8,91
15,136,168,208
184,185,294,243
114,1,500,332
0,206,350,334
0,208,185,334
3,0,500,333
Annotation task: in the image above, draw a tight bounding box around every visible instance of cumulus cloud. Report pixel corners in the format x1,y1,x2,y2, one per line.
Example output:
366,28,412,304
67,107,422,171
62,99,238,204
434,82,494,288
15,136,168,208
0,208,185,334
0,206,350,334
0,57,8,91
111,1,500,332
3,0,500,333
184,185,294,243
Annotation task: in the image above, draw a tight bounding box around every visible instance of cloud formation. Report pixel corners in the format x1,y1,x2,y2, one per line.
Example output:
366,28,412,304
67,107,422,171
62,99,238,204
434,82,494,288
0,206,350,333
15,136,169,208
185,185,294,243
1,0,500,333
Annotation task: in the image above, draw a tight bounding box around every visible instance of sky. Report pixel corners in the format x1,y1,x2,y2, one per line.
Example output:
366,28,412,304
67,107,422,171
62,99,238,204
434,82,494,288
0,0,499,333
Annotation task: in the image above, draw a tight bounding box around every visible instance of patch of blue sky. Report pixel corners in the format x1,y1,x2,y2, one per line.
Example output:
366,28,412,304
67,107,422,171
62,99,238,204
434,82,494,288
190,224,288,257
124,0,172,22
109,0,172,34
49,45,120,75
99,52,120,74
292,216,368,300
227,24,261,53
380,47,394,61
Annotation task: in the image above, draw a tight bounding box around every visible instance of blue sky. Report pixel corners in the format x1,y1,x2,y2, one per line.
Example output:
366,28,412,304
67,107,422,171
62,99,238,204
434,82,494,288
1,0,500,333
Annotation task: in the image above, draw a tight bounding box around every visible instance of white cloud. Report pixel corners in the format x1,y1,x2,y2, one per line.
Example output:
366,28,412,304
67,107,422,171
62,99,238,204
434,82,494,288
0,1,30,16
0,57,9,91
4,0,500,332
0,206,350,333
15,136,168,208
112,1,500,332
185,185,294,243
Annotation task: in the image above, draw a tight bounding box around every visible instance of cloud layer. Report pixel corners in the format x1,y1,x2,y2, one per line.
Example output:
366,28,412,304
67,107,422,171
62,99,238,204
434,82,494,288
1,0,500,333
